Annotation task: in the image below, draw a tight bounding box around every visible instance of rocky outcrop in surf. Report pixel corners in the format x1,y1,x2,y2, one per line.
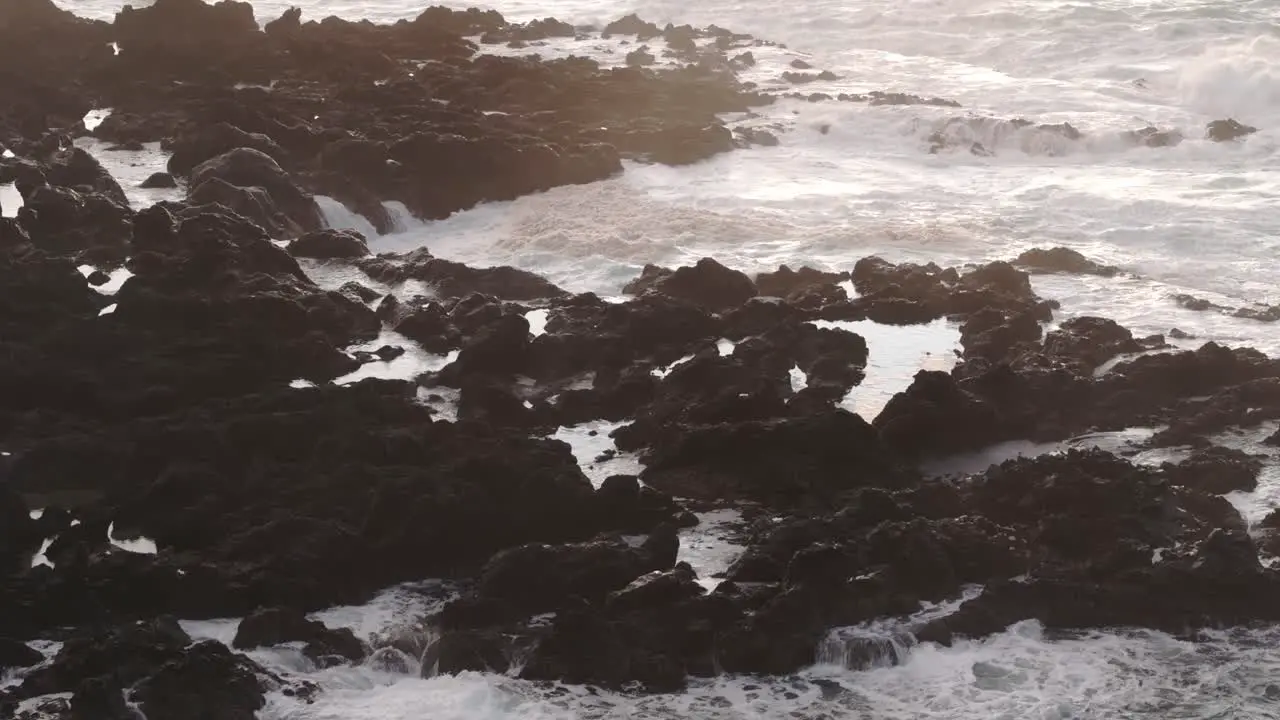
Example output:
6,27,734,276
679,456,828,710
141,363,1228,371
0,0,777,233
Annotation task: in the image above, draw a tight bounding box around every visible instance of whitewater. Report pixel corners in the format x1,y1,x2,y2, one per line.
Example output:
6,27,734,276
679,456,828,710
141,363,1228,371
27,0,1280,717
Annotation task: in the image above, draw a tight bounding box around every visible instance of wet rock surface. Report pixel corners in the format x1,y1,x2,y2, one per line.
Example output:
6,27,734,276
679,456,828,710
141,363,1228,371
1012,247,1119,277
234,607,366,666
3,0,1280,706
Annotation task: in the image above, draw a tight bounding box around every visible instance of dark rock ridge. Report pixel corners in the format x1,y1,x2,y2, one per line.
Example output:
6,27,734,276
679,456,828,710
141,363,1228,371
1206,118,1257,142
2,0,785,233
1173,292,1280,324
1012,247,1119,277
234,607,366,666
922,114,1235,156
288,228,370,260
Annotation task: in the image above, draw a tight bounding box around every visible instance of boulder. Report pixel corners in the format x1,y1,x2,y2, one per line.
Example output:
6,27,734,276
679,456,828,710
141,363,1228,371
70,676,134,720
1162,446,1261,495
626,258,756,313
625,48,656,67
875,370,1007,459
436,313,530,383
338,281,380,304
132,641,266,720
602,13,661,39
17,617,191,698
169,124,288,177
17,183,134,260
1012,247,1119,277
393,303,461,354
188,177,295,238
754,265,846,298
141,172,178,189
639,409,916,507
287,229,370,259
45,147,128,206
1206,119,1257,142
468,533,677,617
517,597,687,691
358,249,566,301
233,607,366,666
1042,316,1146,372
421,629,512,676
959,307,1043,363
189,148,320,235
264,6,301,36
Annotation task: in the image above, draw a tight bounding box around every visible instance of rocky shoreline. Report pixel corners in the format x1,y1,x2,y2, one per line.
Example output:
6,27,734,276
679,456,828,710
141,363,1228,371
3,0,1280,717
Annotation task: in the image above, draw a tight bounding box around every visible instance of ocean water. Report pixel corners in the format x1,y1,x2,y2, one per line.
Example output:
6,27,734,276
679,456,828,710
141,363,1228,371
33,0,1280,717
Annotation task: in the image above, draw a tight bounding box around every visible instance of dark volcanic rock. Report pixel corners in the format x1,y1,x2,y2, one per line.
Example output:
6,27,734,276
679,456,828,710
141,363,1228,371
141,172,178,189
17,183,134,261
638,409,915,507
421,629,513,676
456,378,541,430
392,302,461,353
626,47,657,67
188,177,297,238
358,249,566,301
386,129,621,219
625,258,756,313
603,13,662,39
0,381,614,628
0,638,43,670
234,607,366,666
849,256,1044,326
1013,247,1119,277
958,306,1043,363
754,265,846,299
1042,316,1146,372
17,617,191,698
1206,119,1257,142
1162,446,1261,495
70,676,134,720
0,244,101,340
190,148,321,236
517,593,689,691
132,641,266,720
437,312,531,383
907,449,1272,643
717,509,1028,674
16,0,1280,699
0,481,43,576
875,370,1006,459
168,123,288,177
288,229,370,259
45,147,128,206
338,280,381,304
465,533,677,617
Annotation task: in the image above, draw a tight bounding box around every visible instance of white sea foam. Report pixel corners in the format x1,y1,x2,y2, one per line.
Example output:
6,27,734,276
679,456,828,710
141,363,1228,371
524,308,549,337
316,195,380,239
551,420,642,487
30,537,55,569
812,318,959,420
335,332,458,385
1178,36,1280,125
74,136,183,209
0,183,21,218
677,509,743,591
107,521,158,555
